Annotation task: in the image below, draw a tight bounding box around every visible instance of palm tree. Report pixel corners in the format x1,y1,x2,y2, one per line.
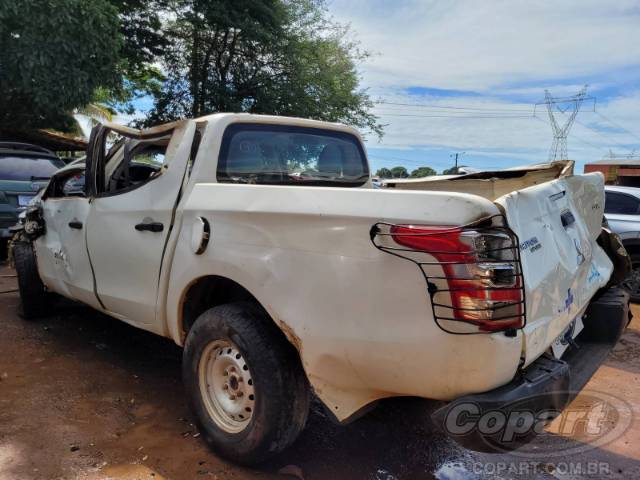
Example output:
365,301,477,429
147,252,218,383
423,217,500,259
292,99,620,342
72,87,116,138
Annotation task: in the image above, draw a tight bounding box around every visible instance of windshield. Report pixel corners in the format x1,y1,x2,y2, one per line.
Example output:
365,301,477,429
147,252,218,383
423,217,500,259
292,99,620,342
0,155,65,181
217,124,369,186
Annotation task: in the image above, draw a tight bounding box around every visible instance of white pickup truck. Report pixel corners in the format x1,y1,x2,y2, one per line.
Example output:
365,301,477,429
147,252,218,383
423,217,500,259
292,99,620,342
12,114,630,463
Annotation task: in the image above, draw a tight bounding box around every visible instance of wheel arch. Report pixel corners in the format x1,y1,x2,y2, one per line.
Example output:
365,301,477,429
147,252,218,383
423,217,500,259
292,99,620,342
172,274,386,424
177,275,304,357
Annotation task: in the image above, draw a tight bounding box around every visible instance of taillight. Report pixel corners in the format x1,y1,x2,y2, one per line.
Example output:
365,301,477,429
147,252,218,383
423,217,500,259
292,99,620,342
373,218,524,334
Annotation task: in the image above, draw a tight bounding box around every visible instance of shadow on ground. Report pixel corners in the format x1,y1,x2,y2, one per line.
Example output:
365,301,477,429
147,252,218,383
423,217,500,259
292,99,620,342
1,263,640,479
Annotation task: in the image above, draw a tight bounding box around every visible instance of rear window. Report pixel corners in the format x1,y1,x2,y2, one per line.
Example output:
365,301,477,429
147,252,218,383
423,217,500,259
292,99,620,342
0,155,65,181
605,191,640,215
217,124,369,186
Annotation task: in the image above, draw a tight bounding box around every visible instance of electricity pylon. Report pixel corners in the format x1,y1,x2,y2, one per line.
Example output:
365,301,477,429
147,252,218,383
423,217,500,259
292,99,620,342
541,85,588,161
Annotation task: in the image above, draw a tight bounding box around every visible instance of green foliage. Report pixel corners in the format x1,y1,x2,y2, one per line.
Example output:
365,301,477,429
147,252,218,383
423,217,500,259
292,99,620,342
390,166,409,178
145,0,382,136
0,0,380,136
375,167,393,178
0,0,122,131
442,166,460,175
377,166,436,178
107,0,167,73
410,166,436,177
104,0,167,113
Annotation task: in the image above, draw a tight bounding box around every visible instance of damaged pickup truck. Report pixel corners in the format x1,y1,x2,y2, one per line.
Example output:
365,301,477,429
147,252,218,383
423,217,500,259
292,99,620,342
12,114,631,464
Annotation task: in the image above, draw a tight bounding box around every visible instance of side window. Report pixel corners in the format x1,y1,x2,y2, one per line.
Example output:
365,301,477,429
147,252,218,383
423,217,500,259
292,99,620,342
217,124,369,186
62,172,86,196
104,138,169,195
604,192,640,215
45,170,86,198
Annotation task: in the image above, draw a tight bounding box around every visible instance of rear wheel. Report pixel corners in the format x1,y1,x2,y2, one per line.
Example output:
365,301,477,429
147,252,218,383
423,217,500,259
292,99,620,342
13,239,54,319
618,247,640,303
182,302,310,465
0,240,7,261
622,260,640,303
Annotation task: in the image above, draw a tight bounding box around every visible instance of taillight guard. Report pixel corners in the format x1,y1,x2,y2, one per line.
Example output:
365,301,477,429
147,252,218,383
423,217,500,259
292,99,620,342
371,215,526,335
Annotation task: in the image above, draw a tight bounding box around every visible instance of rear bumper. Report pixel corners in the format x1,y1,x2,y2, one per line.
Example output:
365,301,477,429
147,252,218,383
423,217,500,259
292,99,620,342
432,287,630,452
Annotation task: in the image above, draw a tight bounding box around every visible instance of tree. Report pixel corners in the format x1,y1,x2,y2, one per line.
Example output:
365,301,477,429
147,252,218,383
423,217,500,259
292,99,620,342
442,166,461,175
108,0,167,76
104,0,167,112
74,87,116,134
410,167,436,178
145,0,381,136
390,166,409,178
375,168,393,178
0,0,121,131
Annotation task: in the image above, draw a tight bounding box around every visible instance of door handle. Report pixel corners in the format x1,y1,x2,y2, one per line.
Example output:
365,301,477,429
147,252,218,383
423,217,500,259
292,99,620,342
68,221,83,230
135,221,164,233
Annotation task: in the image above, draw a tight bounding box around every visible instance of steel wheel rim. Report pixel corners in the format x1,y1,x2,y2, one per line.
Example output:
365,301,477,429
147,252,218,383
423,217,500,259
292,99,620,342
198,339,255,433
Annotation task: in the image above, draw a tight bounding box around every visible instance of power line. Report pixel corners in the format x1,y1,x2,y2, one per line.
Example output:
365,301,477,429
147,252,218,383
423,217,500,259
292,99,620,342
373,105,533,115
539,104,638,153
376,96,640,148
593,111,640,144
368,155,437,166
376,100,533,113
372,112,532,119
372,110,609,154
546,101,636,153
574,118,634,153
533,86,636,158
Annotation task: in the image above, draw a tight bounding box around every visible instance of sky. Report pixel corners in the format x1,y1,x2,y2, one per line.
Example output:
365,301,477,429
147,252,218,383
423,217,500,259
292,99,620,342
325,0,640,174
118,0,640,175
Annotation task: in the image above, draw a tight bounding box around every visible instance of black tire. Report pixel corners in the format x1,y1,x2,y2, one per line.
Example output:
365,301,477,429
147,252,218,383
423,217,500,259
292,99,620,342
622,270,640,303
183,301,310,465
0,239,7,261
13,240,53,319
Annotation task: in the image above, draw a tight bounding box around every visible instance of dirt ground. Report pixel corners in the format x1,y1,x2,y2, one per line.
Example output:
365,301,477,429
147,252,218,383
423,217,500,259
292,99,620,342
1,261,639,480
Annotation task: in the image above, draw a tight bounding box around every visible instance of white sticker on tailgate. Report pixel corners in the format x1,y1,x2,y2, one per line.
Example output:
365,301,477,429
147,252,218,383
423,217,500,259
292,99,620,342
551,315,584,359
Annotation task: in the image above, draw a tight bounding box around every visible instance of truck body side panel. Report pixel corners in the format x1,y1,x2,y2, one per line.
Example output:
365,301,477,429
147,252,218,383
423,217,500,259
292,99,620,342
166,184,523,421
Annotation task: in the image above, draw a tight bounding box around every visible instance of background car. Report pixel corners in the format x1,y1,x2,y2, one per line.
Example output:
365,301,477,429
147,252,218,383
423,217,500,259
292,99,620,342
604,185,640,300
605,186,640,263
0,142,65,259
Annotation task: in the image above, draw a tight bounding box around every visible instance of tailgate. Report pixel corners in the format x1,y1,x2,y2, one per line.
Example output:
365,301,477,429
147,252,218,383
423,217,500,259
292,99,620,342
495,173,613,365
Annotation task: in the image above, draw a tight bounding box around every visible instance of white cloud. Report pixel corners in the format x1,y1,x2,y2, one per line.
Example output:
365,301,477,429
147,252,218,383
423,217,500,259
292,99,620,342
328,0,640,171
331,0,640,90
363,91,640,172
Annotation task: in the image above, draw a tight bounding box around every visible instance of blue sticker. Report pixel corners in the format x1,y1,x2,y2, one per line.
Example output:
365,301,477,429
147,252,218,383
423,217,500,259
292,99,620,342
520,236,542,253
559,288,574,313
587,264,601,284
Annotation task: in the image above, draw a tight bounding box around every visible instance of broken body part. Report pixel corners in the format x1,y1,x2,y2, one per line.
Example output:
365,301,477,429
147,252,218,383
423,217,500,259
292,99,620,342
13,114,628,463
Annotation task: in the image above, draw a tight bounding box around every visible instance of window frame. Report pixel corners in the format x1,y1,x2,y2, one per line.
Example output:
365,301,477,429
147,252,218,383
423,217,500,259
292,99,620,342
42,166,87,200
94,135,171,199
216,123,370,187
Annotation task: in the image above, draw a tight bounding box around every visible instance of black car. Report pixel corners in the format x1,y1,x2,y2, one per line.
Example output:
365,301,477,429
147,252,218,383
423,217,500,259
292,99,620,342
0,143,65,259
